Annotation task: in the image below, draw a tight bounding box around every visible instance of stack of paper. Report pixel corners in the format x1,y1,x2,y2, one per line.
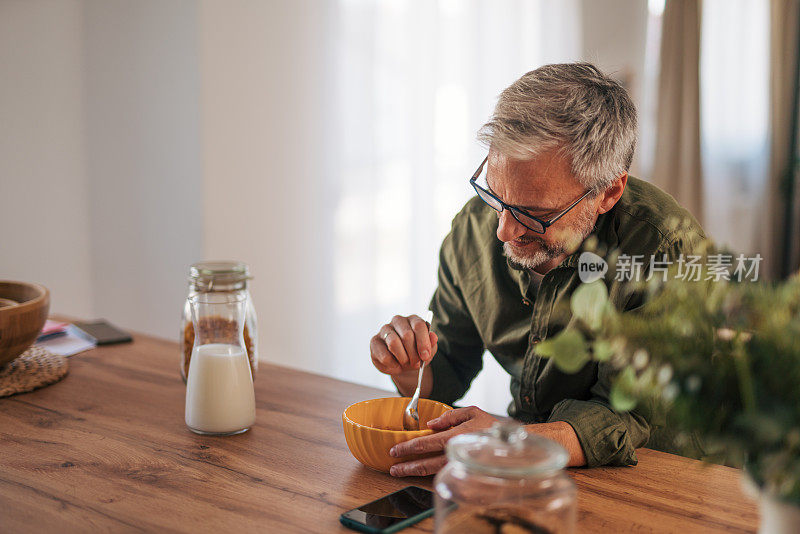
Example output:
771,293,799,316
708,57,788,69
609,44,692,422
37,320,69,341
35,324,96,356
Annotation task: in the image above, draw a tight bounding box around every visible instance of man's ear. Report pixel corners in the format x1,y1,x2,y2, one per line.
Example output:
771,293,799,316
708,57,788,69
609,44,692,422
597,173,628,214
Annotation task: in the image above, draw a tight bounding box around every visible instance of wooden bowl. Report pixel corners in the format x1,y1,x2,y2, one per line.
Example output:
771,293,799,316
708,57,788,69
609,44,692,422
342,397,452,473
0,281,50,367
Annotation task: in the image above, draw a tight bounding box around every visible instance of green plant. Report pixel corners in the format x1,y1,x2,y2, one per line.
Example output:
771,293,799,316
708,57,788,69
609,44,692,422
536,272,800,502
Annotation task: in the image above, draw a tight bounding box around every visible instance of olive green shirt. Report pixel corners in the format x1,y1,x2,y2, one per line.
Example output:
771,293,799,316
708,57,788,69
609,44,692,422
427,177,705,467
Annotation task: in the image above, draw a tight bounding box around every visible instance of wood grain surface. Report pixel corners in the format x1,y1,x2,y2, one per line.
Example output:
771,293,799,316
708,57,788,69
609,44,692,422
0,329,759,533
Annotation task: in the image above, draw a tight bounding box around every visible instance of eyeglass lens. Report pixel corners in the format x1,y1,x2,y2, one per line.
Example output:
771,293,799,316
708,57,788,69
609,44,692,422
473,185,545,233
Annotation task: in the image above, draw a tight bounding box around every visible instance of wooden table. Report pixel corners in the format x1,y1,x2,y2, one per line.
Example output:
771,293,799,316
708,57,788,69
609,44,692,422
0,330,759,533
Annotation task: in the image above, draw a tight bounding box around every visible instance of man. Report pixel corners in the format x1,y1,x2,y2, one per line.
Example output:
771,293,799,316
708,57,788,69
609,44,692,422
369,63,705,477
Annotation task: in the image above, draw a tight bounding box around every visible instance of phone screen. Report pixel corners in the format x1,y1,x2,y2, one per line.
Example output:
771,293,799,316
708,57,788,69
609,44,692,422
341,486,434,531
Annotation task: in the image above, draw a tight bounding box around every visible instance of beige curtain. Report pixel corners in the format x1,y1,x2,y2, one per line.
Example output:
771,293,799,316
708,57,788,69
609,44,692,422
652,0,704,224
762,0,800,278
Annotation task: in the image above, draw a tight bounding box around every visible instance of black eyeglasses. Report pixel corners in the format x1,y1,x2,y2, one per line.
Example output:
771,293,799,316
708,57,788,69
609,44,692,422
469,156,594,234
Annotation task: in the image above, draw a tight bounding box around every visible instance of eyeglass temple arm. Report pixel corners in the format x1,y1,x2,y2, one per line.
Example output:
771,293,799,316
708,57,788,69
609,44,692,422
546,189,594,226
472,156,489,179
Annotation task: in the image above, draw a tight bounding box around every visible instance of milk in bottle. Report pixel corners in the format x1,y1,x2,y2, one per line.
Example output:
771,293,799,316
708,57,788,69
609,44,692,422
184,292,255,435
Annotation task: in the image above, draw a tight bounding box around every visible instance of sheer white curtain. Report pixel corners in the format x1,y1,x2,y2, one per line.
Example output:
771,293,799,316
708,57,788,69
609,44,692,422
700,0,770,255
641,0,769,256
328,0,581,415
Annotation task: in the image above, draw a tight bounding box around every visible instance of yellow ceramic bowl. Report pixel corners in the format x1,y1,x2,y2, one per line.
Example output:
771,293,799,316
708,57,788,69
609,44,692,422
342,397,452,473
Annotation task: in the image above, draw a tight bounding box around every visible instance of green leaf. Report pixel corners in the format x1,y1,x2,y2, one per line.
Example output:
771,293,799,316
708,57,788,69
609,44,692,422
592,339,615,362
610,367,638,412
571,280,609,331
535,329,589,373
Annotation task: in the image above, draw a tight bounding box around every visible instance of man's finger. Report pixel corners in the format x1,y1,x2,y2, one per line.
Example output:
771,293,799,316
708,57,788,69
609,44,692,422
389,455,448,477
426,406,478,431
380,324,410,367
390,428,460,457
391,316,421,367
370,336,401,375
409,315,432,363
429,331,438,357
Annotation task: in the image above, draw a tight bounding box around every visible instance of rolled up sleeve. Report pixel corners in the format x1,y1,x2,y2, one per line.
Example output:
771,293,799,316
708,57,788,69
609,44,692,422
548,354,650,467
548,396,649,467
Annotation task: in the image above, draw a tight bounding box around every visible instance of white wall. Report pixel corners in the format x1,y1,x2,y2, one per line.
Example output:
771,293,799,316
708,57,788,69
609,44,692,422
83,0,204,339
580,0,650,176
0,0,94,318
1,0,204,339
199,0,337,374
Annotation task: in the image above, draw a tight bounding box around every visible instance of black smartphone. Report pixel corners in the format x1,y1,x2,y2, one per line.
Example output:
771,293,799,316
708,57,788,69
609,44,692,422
72,320,132,345
339,486,435,534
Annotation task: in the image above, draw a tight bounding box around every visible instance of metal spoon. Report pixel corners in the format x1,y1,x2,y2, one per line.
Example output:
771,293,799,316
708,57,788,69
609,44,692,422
403,312,432,431
402,361,426,431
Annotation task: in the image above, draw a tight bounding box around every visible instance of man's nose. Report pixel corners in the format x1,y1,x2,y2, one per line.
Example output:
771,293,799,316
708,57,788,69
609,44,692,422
496,210,526,242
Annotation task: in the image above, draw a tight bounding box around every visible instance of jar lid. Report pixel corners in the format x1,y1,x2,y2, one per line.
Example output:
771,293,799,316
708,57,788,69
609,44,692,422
445,422,568,478
189,261,251,285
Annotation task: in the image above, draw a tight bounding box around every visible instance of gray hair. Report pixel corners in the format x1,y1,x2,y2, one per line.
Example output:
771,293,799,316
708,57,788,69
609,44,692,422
478,62,637,192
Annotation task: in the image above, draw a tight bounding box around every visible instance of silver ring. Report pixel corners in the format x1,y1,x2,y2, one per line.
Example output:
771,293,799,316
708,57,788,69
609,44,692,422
383,331,392,342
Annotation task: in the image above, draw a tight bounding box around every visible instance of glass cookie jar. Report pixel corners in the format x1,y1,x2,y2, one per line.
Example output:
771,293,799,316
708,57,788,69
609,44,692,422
434,422,576,534
180,261,258,383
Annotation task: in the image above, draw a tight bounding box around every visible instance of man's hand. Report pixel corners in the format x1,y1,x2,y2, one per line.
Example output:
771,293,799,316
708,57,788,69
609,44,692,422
388,406,498,477
370,315,438,397
370,315,438,374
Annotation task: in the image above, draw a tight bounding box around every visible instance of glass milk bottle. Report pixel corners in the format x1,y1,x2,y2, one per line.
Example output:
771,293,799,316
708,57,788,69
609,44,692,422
184,292,256,435
434,422,576,534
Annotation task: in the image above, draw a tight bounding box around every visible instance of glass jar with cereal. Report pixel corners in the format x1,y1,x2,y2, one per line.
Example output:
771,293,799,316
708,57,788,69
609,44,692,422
434,422,576,534
181,261,258,383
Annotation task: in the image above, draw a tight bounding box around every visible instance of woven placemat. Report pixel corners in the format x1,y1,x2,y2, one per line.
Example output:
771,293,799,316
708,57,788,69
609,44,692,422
0,346,68,398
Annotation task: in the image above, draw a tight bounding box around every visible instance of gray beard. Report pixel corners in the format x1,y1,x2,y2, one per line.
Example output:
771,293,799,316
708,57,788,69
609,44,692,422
503,239,564,270
503,211,597,270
